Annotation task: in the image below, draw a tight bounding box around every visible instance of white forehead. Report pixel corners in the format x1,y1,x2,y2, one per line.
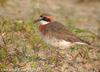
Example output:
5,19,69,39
39,16,43,19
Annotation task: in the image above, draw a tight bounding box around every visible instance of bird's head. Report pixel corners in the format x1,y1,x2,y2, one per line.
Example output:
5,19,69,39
34,13,53,25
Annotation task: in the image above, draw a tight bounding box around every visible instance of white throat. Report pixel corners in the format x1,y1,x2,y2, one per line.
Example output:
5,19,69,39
40,20,49,25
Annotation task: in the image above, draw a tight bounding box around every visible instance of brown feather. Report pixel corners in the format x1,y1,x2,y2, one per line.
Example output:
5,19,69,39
41,21,90,44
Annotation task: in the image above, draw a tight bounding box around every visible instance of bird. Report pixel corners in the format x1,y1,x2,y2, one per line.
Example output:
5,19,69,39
34,13,90,49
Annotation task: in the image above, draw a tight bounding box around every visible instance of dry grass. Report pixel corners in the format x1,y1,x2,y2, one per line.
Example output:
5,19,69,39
0,0,8,6
0,18,100,72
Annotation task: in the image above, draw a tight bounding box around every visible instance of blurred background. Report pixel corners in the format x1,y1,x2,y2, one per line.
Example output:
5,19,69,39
0,0,100,72
0,0,100,35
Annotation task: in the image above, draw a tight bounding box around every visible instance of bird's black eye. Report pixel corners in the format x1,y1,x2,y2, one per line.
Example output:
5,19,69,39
41,17,50,22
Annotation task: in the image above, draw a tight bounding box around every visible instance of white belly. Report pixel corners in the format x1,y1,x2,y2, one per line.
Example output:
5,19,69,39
40,32,86,49
43,37,72,49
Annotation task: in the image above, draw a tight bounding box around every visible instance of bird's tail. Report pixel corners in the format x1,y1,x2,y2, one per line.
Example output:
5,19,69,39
75,42,99,51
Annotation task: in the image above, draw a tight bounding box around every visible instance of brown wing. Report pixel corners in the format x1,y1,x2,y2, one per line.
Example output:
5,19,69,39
44,21,90,44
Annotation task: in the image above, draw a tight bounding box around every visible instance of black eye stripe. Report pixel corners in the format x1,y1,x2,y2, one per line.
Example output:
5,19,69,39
44,17,51,21
40,16,51,21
